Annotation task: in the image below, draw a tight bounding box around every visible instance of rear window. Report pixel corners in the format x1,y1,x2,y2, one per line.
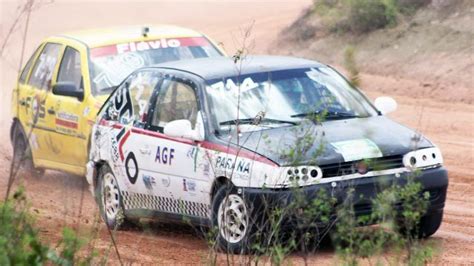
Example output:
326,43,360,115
89,37,221,96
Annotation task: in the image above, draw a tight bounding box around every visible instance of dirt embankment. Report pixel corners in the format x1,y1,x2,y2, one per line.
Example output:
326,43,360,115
275,0,474,104
1,0,473,264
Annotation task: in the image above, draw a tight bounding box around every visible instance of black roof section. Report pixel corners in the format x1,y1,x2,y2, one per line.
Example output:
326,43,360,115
152,55,326,80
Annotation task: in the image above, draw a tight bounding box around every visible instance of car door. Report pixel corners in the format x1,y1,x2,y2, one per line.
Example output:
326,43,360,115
125,73,210,218
97,70,162,203
25,42,63,163
14,44,41,130
43,45,89,168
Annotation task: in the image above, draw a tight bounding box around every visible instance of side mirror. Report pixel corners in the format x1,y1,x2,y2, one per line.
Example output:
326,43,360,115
374,96,397,115
164,119,204,141
52,82,83,101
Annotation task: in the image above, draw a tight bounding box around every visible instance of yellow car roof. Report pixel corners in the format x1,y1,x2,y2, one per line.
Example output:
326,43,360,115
56,24,205,48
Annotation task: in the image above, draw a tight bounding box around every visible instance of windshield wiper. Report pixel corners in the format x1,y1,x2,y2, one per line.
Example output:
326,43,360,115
220,118,297,126
291,110,360,120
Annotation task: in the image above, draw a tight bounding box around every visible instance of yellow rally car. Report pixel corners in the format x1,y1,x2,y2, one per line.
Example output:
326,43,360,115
10,25,224,177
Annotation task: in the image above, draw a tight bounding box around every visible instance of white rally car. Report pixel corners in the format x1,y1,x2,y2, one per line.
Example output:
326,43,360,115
87,56,448,253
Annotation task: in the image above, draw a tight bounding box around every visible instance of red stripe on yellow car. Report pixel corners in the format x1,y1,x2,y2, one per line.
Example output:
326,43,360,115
55,118,78,129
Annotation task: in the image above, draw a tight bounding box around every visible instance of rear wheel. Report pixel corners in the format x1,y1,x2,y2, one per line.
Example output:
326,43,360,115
12,131,44,178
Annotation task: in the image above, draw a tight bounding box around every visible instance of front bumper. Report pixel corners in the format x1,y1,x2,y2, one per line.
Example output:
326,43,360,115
242,167,448,223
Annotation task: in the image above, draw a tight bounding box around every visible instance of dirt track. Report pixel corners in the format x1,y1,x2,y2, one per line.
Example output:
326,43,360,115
1,0,473,264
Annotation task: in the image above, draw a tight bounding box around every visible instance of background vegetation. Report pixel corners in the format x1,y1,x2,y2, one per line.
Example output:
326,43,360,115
313,0,431,33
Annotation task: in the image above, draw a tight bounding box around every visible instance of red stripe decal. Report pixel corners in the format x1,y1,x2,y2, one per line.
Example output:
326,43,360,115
103,123,277,167
90,37,212,58
55,118,78,129
118,130,131,161
131,128,277,166
131,128,195,145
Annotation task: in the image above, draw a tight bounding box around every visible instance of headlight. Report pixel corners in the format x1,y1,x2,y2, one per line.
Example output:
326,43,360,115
403,147,443,169
283,165,323,185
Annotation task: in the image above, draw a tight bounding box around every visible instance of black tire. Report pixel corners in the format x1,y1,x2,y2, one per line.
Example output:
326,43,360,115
12,131,44,178
417,210,444,238
95,164,131,230
399,210,444,239
211,184,255,254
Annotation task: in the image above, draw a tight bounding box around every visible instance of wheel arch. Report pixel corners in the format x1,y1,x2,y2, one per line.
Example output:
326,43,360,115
10,118,24,144
210,175,234,201
92,160,111,189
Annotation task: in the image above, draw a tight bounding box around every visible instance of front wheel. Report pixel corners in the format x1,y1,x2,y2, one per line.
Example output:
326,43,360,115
212,185,253,254
398,210,444,239
95,165,129,230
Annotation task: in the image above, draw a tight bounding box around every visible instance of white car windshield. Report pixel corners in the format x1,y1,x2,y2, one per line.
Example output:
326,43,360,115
90,37,221,95
205,67,378,131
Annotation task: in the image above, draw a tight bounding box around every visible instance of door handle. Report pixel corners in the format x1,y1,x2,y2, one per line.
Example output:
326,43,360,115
47,108,55,115
139,148,151,155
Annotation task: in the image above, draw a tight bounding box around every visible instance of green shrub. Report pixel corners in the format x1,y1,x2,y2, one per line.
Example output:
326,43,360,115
347,0,398,33
313,0,426,33
0,189,97,265
397,0,431,14
0,189,50,265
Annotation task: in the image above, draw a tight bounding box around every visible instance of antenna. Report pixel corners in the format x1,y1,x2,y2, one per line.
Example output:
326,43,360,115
142,26,150,37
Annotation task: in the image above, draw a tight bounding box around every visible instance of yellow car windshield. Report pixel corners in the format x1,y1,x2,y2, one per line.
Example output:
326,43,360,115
89,37,221,95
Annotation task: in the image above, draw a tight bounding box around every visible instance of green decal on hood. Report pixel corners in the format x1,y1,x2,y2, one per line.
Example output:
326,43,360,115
331,138,383,162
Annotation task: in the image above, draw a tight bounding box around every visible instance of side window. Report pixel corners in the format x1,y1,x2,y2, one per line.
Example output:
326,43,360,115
151,79,198,131
102,71,160,124
57,47,82,91
19,45,41,83
28,43,62,90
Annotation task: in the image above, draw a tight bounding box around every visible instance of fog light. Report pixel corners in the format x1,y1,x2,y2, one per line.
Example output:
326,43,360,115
356,161,368,174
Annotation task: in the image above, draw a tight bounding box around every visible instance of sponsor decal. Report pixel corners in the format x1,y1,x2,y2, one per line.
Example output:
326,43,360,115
55,112,79,129
116,39,181,54
155,146,175,165
125,152,139,184
27,96,46,120
143,174,156,190
331,138,383,162
215,156,251,178
182,179,196,192
187,146,199,172
114,86,134,124
90,37,211,58
161,176,170,187
110,136,120,162
210,77,258,94
202,162,210,177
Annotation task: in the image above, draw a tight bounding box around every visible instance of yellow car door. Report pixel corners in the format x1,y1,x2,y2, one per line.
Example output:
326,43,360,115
44,45,90,173
13,45,41,138
24,42,63,164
